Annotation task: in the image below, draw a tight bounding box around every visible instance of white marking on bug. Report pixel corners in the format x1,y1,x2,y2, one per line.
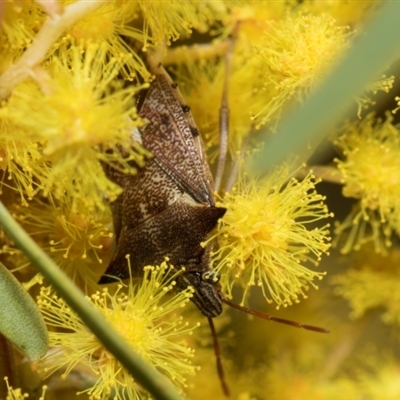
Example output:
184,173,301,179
131,127,142,144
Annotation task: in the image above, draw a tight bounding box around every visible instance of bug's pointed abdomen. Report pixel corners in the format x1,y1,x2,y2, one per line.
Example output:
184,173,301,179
99,198,225,283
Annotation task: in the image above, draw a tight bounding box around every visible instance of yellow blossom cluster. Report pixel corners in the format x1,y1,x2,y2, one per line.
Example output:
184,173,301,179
7,196,113,285
252,14,350,128
209,165,332,307
0,42,148,210
333,248,400,326
172,7,389,165
334,112,400,254
38,263,199,399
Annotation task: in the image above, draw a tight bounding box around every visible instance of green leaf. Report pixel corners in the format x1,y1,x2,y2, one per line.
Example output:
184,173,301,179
0,262,48,360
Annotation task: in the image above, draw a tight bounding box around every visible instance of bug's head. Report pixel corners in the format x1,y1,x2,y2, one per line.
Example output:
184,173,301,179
176,269,223,318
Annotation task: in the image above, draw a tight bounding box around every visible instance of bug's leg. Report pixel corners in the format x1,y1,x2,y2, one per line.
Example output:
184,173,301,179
208,317,230,397
214,35,236,193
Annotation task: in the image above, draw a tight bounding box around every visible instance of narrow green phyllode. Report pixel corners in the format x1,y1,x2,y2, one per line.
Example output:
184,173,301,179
0,262,48,360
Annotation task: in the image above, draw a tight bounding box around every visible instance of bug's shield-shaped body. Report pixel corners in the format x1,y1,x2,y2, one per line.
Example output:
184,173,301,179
99,65,226,318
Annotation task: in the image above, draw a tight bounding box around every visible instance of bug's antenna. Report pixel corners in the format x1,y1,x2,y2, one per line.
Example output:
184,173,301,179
221,298,329,334
208,317,230,397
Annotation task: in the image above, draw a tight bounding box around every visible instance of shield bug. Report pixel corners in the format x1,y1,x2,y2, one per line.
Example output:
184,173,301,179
99,58,227,318
99,53,328,396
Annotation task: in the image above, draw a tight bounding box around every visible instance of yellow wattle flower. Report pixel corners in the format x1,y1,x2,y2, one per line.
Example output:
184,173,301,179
0,1,45,61
8,195,113,285
137,0,230,48
1,42,148,211
38,263,199,399
208,165,332,308
253,13,350,128
333,248,400,326
55,2,150,81
334,112,400,254
0,128,46,205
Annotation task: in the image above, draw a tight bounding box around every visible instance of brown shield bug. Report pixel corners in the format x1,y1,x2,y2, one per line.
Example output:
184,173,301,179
99,53,328,396
99,58,227,318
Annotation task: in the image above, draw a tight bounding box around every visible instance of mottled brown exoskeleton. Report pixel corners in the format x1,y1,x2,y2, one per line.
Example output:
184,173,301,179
99,61,226,319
